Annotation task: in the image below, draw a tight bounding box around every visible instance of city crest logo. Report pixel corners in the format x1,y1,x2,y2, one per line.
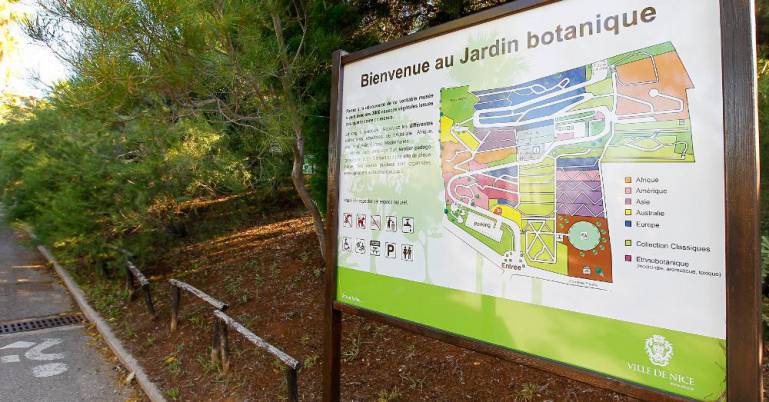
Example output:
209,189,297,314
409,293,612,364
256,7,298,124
644,335,674,367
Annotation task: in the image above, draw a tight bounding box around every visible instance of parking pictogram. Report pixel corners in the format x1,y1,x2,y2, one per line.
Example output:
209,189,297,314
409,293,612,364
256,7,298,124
385,242,397,259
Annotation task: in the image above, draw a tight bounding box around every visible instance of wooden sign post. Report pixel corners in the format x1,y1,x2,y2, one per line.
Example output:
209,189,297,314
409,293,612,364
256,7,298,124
325,1,761,400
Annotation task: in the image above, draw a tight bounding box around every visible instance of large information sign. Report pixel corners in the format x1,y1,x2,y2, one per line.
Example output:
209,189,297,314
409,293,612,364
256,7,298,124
325,0,760,400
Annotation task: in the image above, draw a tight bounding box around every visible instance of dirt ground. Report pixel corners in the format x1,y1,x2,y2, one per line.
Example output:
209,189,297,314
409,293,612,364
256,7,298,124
74,198,650,401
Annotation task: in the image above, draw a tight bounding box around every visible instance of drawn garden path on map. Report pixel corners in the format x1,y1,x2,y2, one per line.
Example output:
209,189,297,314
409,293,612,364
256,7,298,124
439,42,695,285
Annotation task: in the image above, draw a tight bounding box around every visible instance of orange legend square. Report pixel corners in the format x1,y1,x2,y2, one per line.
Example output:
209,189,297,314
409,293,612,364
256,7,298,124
624,177,632,183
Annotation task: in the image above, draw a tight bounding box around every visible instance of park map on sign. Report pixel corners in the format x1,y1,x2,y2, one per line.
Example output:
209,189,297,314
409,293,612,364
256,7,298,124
439,42,694,284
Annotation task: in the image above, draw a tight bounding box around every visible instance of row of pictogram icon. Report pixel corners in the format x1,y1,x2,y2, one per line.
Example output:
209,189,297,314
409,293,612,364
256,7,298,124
342,213,414,233
341,237,413,261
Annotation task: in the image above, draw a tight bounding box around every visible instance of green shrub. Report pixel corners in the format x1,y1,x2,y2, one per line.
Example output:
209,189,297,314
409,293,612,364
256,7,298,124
0,91,251,270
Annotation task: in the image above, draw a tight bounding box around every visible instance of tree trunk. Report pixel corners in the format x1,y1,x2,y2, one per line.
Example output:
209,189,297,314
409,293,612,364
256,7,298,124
290,141,327,259
272,11,327,259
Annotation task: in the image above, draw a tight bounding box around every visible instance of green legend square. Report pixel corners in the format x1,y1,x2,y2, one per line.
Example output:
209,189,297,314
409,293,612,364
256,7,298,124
624,240,632,246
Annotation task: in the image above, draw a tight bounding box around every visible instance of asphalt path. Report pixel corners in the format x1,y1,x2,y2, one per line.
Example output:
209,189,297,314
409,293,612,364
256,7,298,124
0,220,133,401
0,223,73,321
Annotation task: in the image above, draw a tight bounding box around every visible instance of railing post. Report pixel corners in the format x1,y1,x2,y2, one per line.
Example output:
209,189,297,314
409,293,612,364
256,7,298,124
285,367,299,402
124,267,133,298
211,320,221,364
170,285,181,332
219,320,230,374
142,284,156,316
210,310,301,398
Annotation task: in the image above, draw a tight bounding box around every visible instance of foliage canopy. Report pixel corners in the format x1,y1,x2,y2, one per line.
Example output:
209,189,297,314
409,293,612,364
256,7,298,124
0,0,766,271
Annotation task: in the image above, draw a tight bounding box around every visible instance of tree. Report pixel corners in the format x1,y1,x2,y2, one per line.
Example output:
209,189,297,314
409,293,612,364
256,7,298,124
0,0,27,117
755,0,768,230
266,0,331,257
352,0,508,42
0,0,21,89
22,0,377,259
757,0,767,53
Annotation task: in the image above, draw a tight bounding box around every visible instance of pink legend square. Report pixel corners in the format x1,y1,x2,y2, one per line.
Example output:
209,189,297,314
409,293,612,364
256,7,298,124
624,255,632,262
625,198,632,205
624,187,632,194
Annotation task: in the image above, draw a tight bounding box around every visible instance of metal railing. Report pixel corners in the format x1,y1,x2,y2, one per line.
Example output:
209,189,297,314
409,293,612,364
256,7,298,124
121,251,156,316
168,279,228,332
213,310,301,402
166,278,300,401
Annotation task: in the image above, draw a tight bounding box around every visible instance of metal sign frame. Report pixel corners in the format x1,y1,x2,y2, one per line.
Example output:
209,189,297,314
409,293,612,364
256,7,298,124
324,1,761,400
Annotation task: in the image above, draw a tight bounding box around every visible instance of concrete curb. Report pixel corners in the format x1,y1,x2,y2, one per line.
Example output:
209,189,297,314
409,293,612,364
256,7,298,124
36,245,167,402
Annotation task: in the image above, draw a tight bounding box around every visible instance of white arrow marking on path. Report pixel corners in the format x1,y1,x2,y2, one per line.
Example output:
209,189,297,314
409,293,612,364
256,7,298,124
0,355,20,363
24,339,64,361
32,363,68,378
0,341,35,350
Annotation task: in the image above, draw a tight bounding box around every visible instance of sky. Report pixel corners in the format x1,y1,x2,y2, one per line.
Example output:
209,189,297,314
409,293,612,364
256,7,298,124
6,0,70,98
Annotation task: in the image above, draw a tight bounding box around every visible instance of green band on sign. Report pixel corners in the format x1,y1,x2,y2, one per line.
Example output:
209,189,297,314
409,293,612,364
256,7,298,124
337,267,726,400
